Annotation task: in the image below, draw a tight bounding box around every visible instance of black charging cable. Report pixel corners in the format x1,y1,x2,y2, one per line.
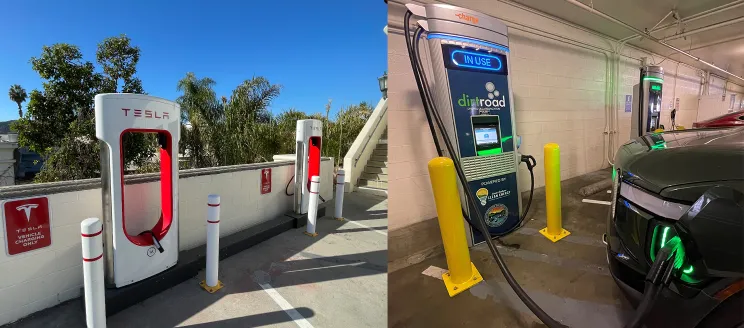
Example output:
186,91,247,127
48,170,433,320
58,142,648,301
285,175,295,196
139,230,164,253
625,246,678,328
285,175,325,202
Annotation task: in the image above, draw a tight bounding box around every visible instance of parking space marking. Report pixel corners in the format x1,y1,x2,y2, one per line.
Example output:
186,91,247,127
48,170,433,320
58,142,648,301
257,282,315,328
343,218,388,236
582,199,611,206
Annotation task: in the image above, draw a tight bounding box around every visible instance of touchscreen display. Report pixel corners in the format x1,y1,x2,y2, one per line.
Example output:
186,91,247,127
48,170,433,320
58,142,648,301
471,115,502,156
475,128,499,145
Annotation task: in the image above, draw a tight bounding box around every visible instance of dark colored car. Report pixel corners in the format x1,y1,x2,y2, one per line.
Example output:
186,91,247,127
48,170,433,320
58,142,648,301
692,110,744,128
605,127,744,327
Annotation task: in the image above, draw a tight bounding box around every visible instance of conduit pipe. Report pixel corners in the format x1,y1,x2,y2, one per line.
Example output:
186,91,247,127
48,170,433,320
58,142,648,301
619,0,744,42
662,16,744,42
563,0,744,83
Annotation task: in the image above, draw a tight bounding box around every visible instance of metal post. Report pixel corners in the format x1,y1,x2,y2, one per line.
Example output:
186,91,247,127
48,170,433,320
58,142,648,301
81,218,106,328
428,157,482,297
334,170,345,221
539,143,571,242
304,176,320,237
200,194,224,293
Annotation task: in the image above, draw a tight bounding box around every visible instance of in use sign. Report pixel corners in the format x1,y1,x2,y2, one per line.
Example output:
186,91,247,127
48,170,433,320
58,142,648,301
3,197,52,255
261,168,272,194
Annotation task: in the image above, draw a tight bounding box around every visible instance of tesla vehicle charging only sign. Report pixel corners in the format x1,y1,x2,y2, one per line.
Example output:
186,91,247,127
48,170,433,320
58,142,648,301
261,168,271,194
3,197,52,255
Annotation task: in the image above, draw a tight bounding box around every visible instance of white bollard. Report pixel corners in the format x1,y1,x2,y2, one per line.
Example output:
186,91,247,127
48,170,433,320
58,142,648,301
200,194,224,293
304,175,320,237
334,170,345,221
81,218,106,328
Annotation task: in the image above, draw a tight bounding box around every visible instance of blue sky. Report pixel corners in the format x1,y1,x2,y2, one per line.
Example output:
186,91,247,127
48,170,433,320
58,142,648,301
0,0,387,122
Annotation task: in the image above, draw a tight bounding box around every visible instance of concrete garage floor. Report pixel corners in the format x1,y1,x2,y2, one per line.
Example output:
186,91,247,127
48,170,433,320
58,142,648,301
5,192,387,328
389,168,635,328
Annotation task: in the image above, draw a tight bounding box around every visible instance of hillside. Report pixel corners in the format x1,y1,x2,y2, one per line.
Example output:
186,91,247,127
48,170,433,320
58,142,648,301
0,120,16,133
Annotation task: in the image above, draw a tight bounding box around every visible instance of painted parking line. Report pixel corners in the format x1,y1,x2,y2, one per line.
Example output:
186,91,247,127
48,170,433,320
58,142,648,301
582,199,612,206
257,282,315,328
343,218,388,236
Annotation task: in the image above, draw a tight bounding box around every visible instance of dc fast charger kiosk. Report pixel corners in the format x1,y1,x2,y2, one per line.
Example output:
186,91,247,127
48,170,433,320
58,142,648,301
293,119,323,215
410,4,522,245
96,93,180,288
631,65,664,137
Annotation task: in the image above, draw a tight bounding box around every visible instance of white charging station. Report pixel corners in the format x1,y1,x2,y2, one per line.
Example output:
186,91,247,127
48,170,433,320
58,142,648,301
95,93,181,288
293,119,323,215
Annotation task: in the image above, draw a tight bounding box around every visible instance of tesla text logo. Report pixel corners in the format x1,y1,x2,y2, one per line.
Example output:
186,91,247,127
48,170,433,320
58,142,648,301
122,108,170,119
455,12,478,24
16,204,39,223
457,82,506,109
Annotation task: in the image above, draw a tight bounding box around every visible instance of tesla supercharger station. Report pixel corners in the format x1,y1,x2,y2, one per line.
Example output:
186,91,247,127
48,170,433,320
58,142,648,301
294,119,322,215
95,93,180,288
631,65,664,137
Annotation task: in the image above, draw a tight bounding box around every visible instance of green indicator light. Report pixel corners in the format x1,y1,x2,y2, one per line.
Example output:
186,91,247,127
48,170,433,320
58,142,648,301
612,166,616,180
661,226,670,246
477,148,503,156
683,266,694,274
643,77,664,83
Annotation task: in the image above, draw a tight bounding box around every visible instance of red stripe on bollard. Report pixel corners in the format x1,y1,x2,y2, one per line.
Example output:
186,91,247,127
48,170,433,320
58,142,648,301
81,230,103,238
208,203,220,207
83,254,103,262
207,220,220,223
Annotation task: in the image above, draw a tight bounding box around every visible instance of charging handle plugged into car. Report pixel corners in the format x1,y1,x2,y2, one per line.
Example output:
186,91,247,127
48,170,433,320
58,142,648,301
625,236,686,328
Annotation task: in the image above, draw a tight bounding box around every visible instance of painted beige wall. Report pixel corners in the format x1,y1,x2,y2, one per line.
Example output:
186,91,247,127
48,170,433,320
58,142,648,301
387,0,743,233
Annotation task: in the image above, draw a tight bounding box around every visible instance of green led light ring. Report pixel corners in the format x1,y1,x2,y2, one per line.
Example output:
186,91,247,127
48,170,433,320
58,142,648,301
643,77,664,83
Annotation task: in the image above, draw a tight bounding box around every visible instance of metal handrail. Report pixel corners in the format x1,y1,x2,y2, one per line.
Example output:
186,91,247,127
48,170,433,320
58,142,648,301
353,103,388,167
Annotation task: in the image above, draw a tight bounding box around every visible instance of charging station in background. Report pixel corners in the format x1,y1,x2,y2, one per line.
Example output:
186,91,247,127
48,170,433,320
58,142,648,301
294,119,322,215
414,4,522,245
96,93,180,288
631,65,664,137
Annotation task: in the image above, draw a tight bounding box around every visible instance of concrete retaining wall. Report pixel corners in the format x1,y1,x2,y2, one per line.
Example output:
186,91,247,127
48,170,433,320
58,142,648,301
0,158,334,325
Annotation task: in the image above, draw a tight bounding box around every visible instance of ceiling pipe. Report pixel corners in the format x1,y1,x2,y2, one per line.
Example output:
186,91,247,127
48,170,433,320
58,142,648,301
686,34,744,51
563,0,744,83
619,0,744,42
662,16,744,42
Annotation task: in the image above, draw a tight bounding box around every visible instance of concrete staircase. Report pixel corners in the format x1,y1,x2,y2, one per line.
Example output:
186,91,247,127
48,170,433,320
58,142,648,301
357,130,387,196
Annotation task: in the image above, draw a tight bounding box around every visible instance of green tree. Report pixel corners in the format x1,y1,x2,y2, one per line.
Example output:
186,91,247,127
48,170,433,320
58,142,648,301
177,72,222,169
324,102,372,166
8,84,27,118
274,108,309,154
176,74,282,168
12,35,154,182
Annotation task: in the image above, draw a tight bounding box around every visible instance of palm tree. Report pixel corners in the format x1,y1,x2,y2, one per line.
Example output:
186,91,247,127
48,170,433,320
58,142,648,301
8,84,27,118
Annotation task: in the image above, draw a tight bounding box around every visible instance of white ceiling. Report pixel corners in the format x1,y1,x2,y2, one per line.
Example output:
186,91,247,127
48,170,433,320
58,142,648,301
508,0,744,81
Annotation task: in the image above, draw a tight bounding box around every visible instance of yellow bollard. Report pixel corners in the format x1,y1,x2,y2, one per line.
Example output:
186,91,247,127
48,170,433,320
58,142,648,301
428,157,482,297
539,143,571,242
